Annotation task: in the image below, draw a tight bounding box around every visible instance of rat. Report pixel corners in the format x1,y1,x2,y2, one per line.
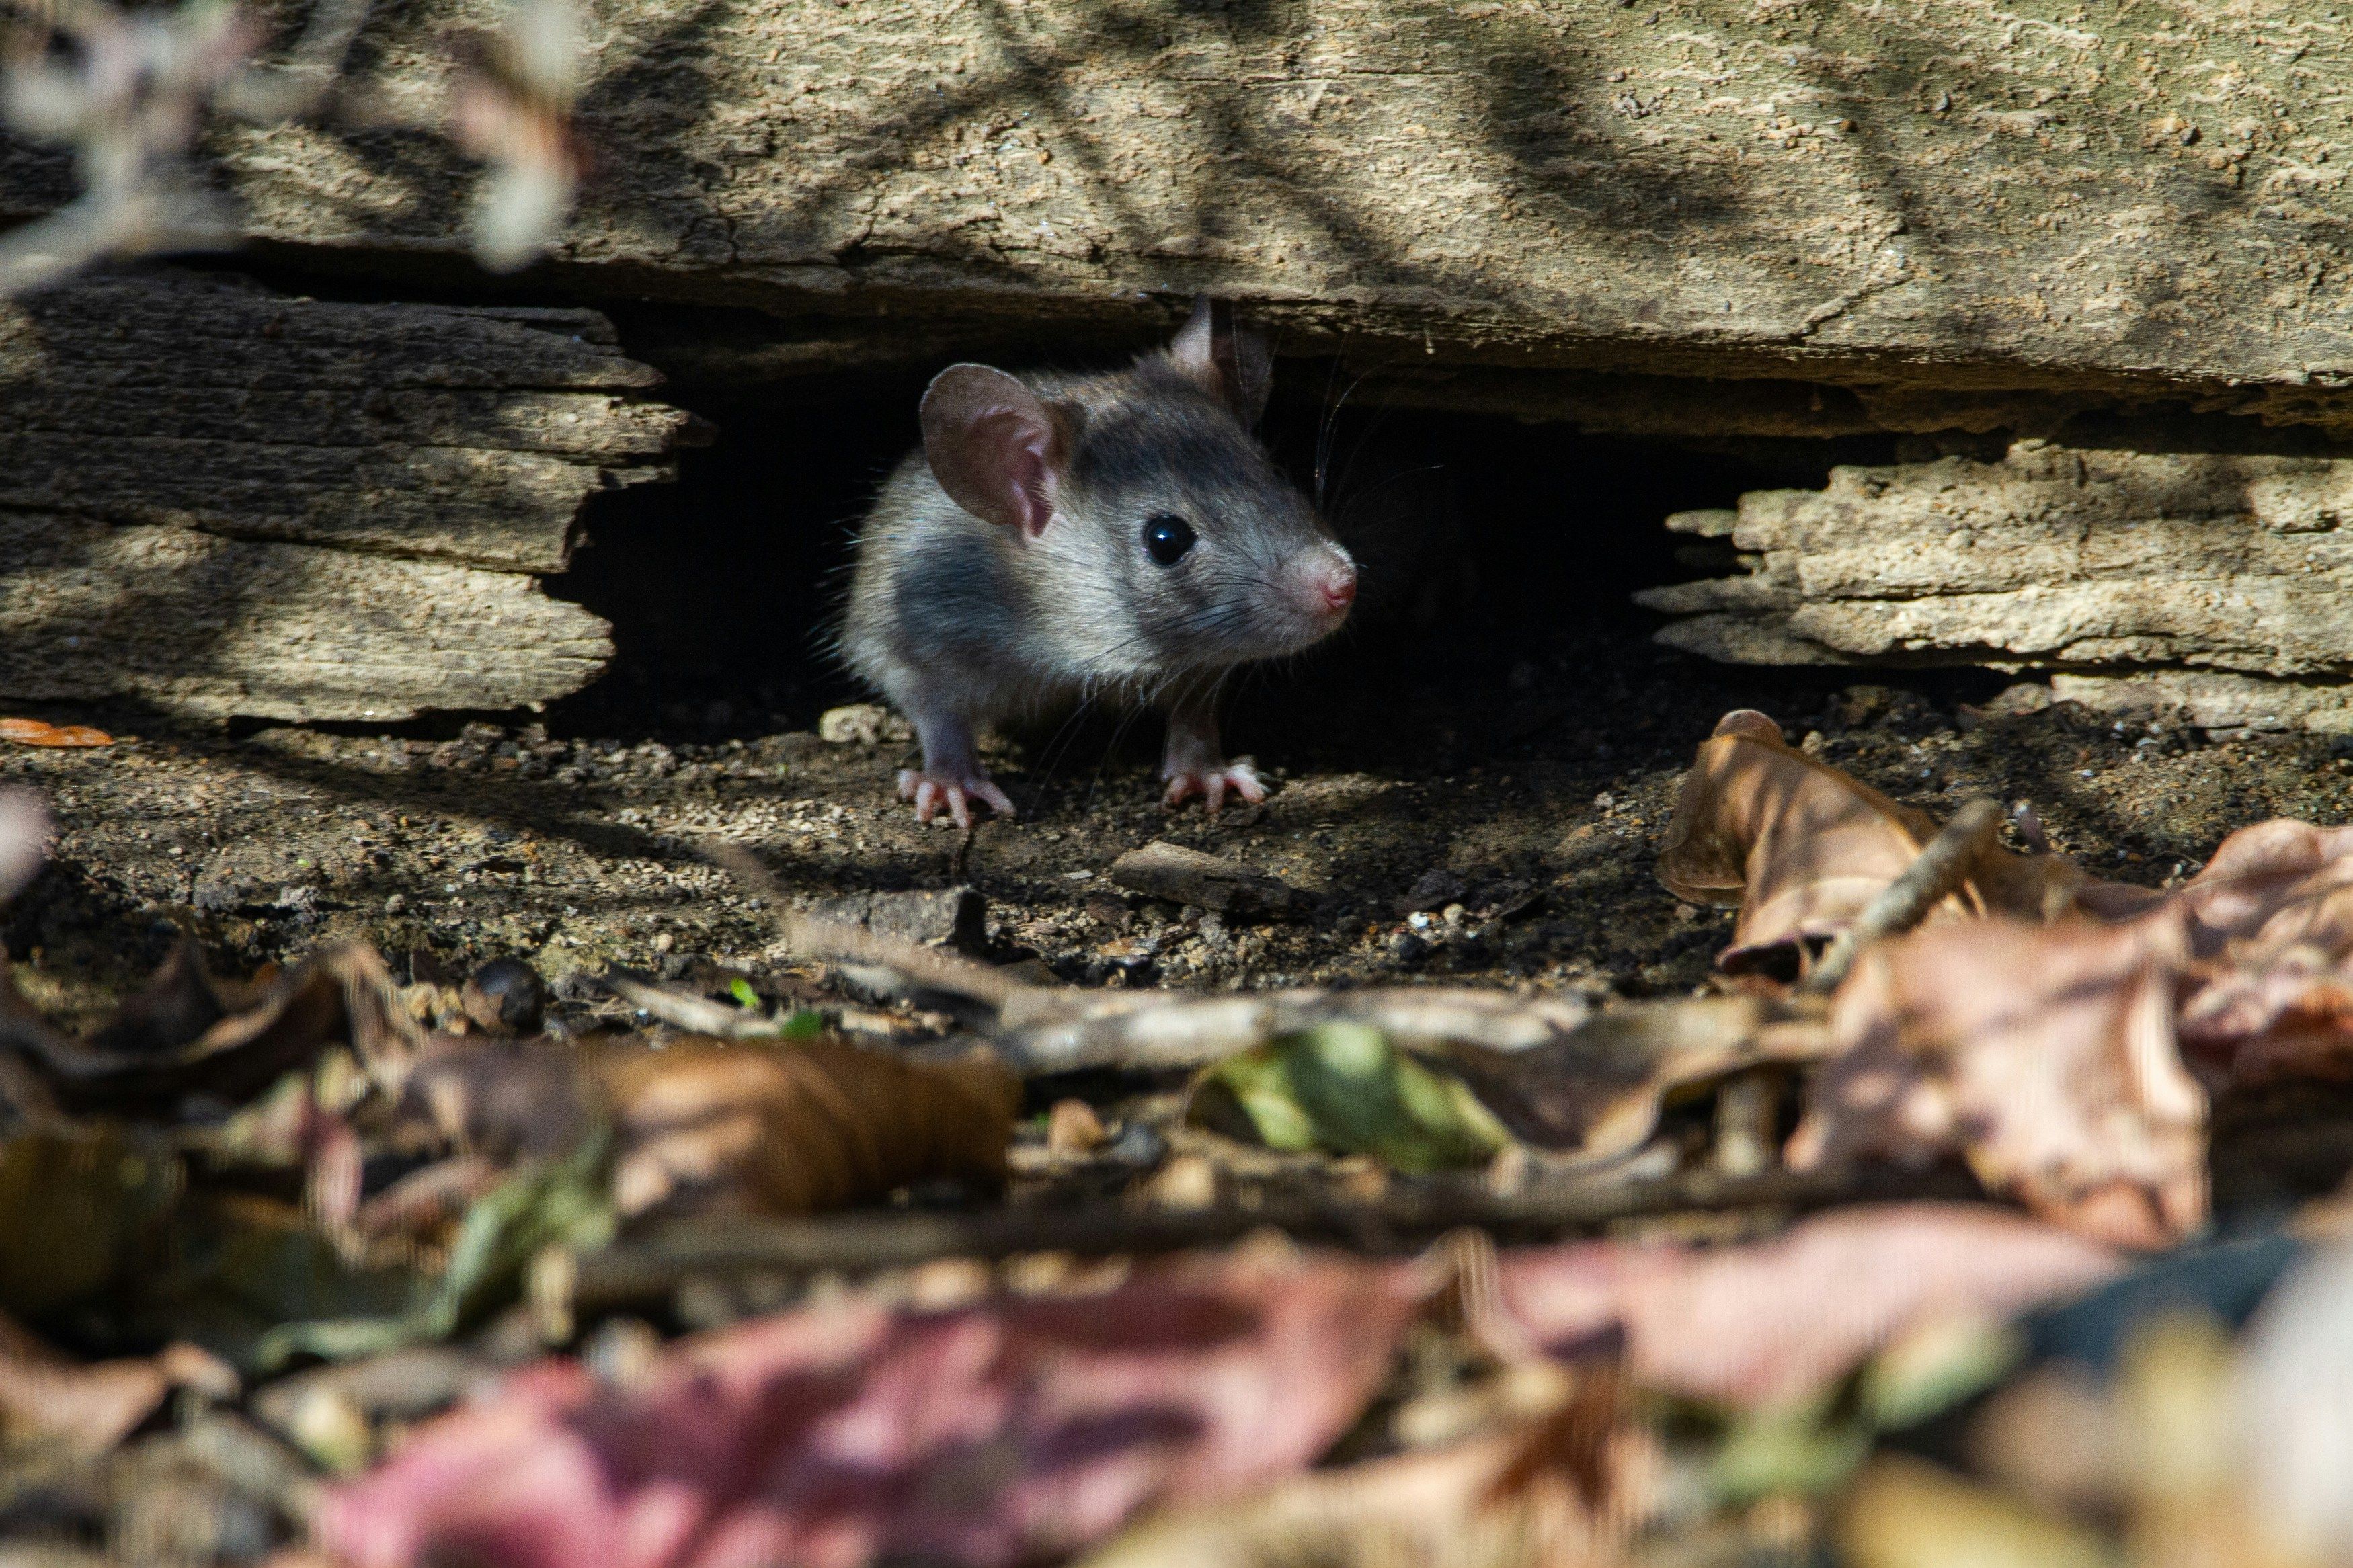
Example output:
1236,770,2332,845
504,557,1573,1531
840,297,1359,827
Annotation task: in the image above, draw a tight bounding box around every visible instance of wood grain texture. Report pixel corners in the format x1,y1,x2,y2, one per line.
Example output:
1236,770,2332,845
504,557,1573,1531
0,271,692,573
5,1,2352,412
0,268,694,719
1639,436,2353,724
0,515,613,722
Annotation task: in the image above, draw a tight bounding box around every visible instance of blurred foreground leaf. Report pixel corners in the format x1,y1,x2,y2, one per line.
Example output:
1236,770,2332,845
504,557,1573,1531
1202,1023,1513,1173
255,1129,613,1368
0,1130,179,1319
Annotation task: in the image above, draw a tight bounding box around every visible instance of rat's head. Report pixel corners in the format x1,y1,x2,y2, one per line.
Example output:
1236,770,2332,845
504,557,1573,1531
919,298,1356,684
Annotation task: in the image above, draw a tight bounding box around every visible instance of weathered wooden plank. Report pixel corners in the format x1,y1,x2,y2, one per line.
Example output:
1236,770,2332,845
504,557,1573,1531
6,1,2352,413
0,515,612,722
0,269,696,573
0,267,694,718
1638,438,2353,698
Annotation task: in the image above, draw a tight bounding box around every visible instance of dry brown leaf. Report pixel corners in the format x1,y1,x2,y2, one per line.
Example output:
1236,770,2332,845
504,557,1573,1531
2163,821,2353,1085
1657,711,2083,974
596,1036,1019,1217
1079,1371,1658,1568
2170,819,2353,961
0,1311,233,1456
0,940,419,1119
1788,920,2206,1249
1489,1204,2120,1409
0,940,421,1117
1424,993,1831,1167
0,718,112,747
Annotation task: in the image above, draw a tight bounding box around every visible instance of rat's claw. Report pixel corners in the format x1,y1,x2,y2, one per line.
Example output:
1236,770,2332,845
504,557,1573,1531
898,769,1016,828
1162,758,1266,814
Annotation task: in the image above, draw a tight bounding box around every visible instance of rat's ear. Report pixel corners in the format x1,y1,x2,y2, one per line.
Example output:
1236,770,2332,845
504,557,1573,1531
920,364,1068,537
1168,295,1273,428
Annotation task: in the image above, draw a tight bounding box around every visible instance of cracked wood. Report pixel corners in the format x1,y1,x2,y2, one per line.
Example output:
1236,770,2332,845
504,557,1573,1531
0,267,696,720
7,1,2353,413
1638,435,2353,733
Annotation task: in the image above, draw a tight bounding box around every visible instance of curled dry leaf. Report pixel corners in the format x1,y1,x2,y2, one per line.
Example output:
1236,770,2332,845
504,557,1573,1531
0,940,421,1117
1490,1204,2121,1409
1199,1023,1513,1174
317,1248,1427,1568
0,1311,234,1456
2166,820,2353,1085
1788,920,2207,1249
596,1036,1019,1217
1657,710,2091,973
0,718,112,747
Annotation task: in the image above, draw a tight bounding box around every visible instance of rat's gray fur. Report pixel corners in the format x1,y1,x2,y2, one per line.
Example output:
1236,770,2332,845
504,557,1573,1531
841,315,1353,821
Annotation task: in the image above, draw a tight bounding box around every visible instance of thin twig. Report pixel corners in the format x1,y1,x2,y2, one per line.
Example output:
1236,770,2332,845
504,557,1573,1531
707,841,1039,1010
570,1164,1985,1309
598,970,784,1040
1800,798,2005,997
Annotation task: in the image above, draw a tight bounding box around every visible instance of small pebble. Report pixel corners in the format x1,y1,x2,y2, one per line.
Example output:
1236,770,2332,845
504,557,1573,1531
1144,1153,1218,1210
461,956,548,1035
1046,1098,1108,1153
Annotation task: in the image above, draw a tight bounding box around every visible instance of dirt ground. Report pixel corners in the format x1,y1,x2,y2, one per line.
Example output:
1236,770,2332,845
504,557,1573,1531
12,617,2350,1065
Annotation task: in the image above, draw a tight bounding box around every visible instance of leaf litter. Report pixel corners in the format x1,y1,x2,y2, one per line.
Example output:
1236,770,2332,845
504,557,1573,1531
0,711,2350,1565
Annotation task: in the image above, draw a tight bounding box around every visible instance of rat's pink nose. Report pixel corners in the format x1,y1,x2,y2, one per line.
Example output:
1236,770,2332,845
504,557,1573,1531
1307,554,1357,617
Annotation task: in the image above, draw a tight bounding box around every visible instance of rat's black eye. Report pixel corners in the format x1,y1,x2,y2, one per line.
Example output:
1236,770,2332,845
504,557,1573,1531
1142,513,1197,567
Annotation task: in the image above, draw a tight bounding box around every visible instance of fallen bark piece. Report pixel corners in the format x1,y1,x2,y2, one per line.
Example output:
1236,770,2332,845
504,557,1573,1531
24,2,2353,421
317,1249,1427,1568
1787,919,2208,1249
1109,843,1313,920
806,886,988,953
1492,1204,2122,1409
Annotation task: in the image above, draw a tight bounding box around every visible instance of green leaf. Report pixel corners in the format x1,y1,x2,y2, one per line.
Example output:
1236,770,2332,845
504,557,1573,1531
729,977,762,1010
1199,1023,1513,1173
254,1126,615,1368
1860,1315,2024,1430
779,1008,826,1040
1708,1394,1875,1502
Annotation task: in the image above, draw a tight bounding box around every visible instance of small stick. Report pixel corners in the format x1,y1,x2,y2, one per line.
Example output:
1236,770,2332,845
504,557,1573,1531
599,970,781,1040
707,841,1041,1011
571,1163,1984,1309
1800,797,2005,997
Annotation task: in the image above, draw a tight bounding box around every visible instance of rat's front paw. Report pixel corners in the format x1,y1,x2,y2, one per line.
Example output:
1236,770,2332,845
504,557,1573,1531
897,768,1016,828
1161,757,1266,814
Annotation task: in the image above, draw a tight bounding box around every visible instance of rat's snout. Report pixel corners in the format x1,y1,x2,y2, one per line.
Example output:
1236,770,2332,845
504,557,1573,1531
1296,546,1357,622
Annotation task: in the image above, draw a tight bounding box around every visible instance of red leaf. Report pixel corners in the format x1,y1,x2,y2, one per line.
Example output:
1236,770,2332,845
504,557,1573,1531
1491,1204,2121,1409
317,1249,1424,1568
